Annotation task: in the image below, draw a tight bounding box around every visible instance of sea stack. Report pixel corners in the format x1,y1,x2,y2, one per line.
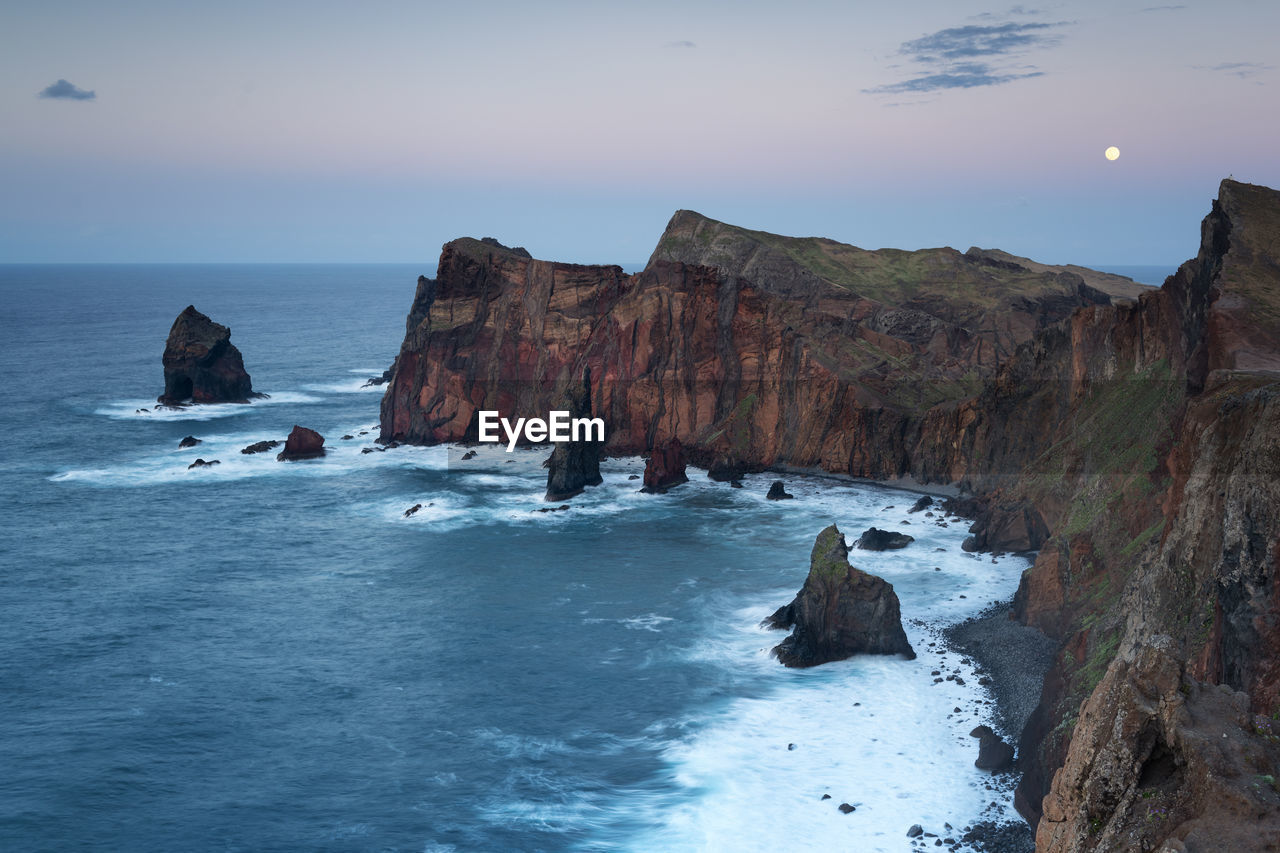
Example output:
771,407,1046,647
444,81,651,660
276,426,325,461
545,369,603,501
765,525,915,667
159,306,256,405
641,439,689,493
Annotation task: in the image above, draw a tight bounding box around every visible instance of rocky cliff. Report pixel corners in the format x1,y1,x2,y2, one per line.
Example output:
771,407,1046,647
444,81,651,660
378,219,1122,478
159,305,257,405
380,180,1280,850
931,180,1280,850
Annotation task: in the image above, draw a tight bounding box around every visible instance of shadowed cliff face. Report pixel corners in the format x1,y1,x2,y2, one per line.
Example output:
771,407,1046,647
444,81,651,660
378,222,1114,478
935,180,1280,850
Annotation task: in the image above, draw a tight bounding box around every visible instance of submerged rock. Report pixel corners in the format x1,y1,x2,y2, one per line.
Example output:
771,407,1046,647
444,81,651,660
545,369,603,501
641,439,689,493
276,426,325,461
975,732,1015,771
187,458,219,469
158,305,258,405
177,435,201,449
766,481,794,500
853,527,915,551
241,440,281,455
764,525,915,667
908,495,933,513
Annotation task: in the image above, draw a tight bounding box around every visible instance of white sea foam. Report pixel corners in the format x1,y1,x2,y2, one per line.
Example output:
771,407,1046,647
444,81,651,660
302,378,383,394
94,391,323,421
620,501,1029,852
50,427,450,487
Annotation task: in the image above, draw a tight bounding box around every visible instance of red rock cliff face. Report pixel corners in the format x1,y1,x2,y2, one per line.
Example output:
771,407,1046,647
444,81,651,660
379,225,1115,478
380,183,1280,851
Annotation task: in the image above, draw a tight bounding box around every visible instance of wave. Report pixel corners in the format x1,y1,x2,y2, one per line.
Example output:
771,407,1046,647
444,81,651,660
50,431,451,488
94,391,323,421
301,379,384,394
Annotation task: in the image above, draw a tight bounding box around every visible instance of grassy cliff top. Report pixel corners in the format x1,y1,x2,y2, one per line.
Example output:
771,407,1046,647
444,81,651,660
647,209,1139,308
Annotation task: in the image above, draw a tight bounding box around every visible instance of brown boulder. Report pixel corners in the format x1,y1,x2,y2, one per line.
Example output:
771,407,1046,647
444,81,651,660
641,439,689,493
276,426,325,461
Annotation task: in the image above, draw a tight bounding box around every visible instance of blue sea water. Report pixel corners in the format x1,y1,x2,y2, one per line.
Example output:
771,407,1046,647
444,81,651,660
0,265,1033,852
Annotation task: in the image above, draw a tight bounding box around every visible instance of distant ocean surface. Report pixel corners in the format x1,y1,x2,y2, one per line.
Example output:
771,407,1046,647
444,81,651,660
1095,264,1178,286
0,264,1034,852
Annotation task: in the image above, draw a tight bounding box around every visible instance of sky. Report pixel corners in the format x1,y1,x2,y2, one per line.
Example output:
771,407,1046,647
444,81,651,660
2,0,1277,265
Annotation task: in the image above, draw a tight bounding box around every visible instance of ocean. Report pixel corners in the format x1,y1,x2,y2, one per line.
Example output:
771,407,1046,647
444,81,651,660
1,264,1034,852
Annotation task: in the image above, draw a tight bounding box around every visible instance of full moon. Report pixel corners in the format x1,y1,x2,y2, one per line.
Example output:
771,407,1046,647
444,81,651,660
1105,146,1120,161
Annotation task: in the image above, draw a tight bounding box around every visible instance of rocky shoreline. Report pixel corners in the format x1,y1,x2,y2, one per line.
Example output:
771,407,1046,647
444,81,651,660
934,600,1058,853
944,600,1057,747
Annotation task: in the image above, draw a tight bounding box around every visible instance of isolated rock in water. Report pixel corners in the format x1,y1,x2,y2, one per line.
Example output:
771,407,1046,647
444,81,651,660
766,481,794,500
404,504,422,518
854,527,914,551
158,305,257,404
461,450,477,460
545,368,603,501
765,525,915,667
241,440,281,455
975,732,1015,771
362,368,393,387
187,458,219,469
641,439,689,493
706,453,746,483
178,435,201,448
276,426,325,461
908,495,933,513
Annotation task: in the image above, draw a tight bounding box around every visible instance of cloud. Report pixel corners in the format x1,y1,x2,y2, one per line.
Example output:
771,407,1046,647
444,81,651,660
865,18,1068,95
1140,4,1185,11
1199,61,1273,80
38,79,96,100
664,40,696,49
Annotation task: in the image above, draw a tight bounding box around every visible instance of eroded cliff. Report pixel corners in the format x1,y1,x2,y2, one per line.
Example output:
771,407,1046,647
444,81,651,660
379,180,1280,851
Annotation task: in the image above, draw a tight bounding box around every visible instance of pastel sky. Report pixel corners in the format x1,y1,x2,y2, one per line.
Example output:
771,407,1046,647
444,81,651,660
2,0,1277,265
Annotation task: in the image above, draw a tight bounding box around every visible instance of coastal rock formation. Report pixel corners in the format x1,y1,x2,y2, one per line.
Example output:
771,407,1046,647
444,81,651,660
975,731,1016,771
545,369,603,501
641,439,688,493
159,306,256,405
377,216,1118,476
241,440,281,455
276,426,325,461
178,435,201,448
378,179,1280,848
765,525,915,667
187,458,219,469
766,480,794,500
854,527,914,551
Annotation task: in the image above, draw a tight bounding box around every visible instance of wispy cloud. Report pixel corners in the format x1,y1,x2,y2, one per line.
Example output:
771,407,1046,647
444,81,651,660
664,40,696,49
866,18,1068,95
1196,61,1273,80
1140,5,1185,12
38,79,96,101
